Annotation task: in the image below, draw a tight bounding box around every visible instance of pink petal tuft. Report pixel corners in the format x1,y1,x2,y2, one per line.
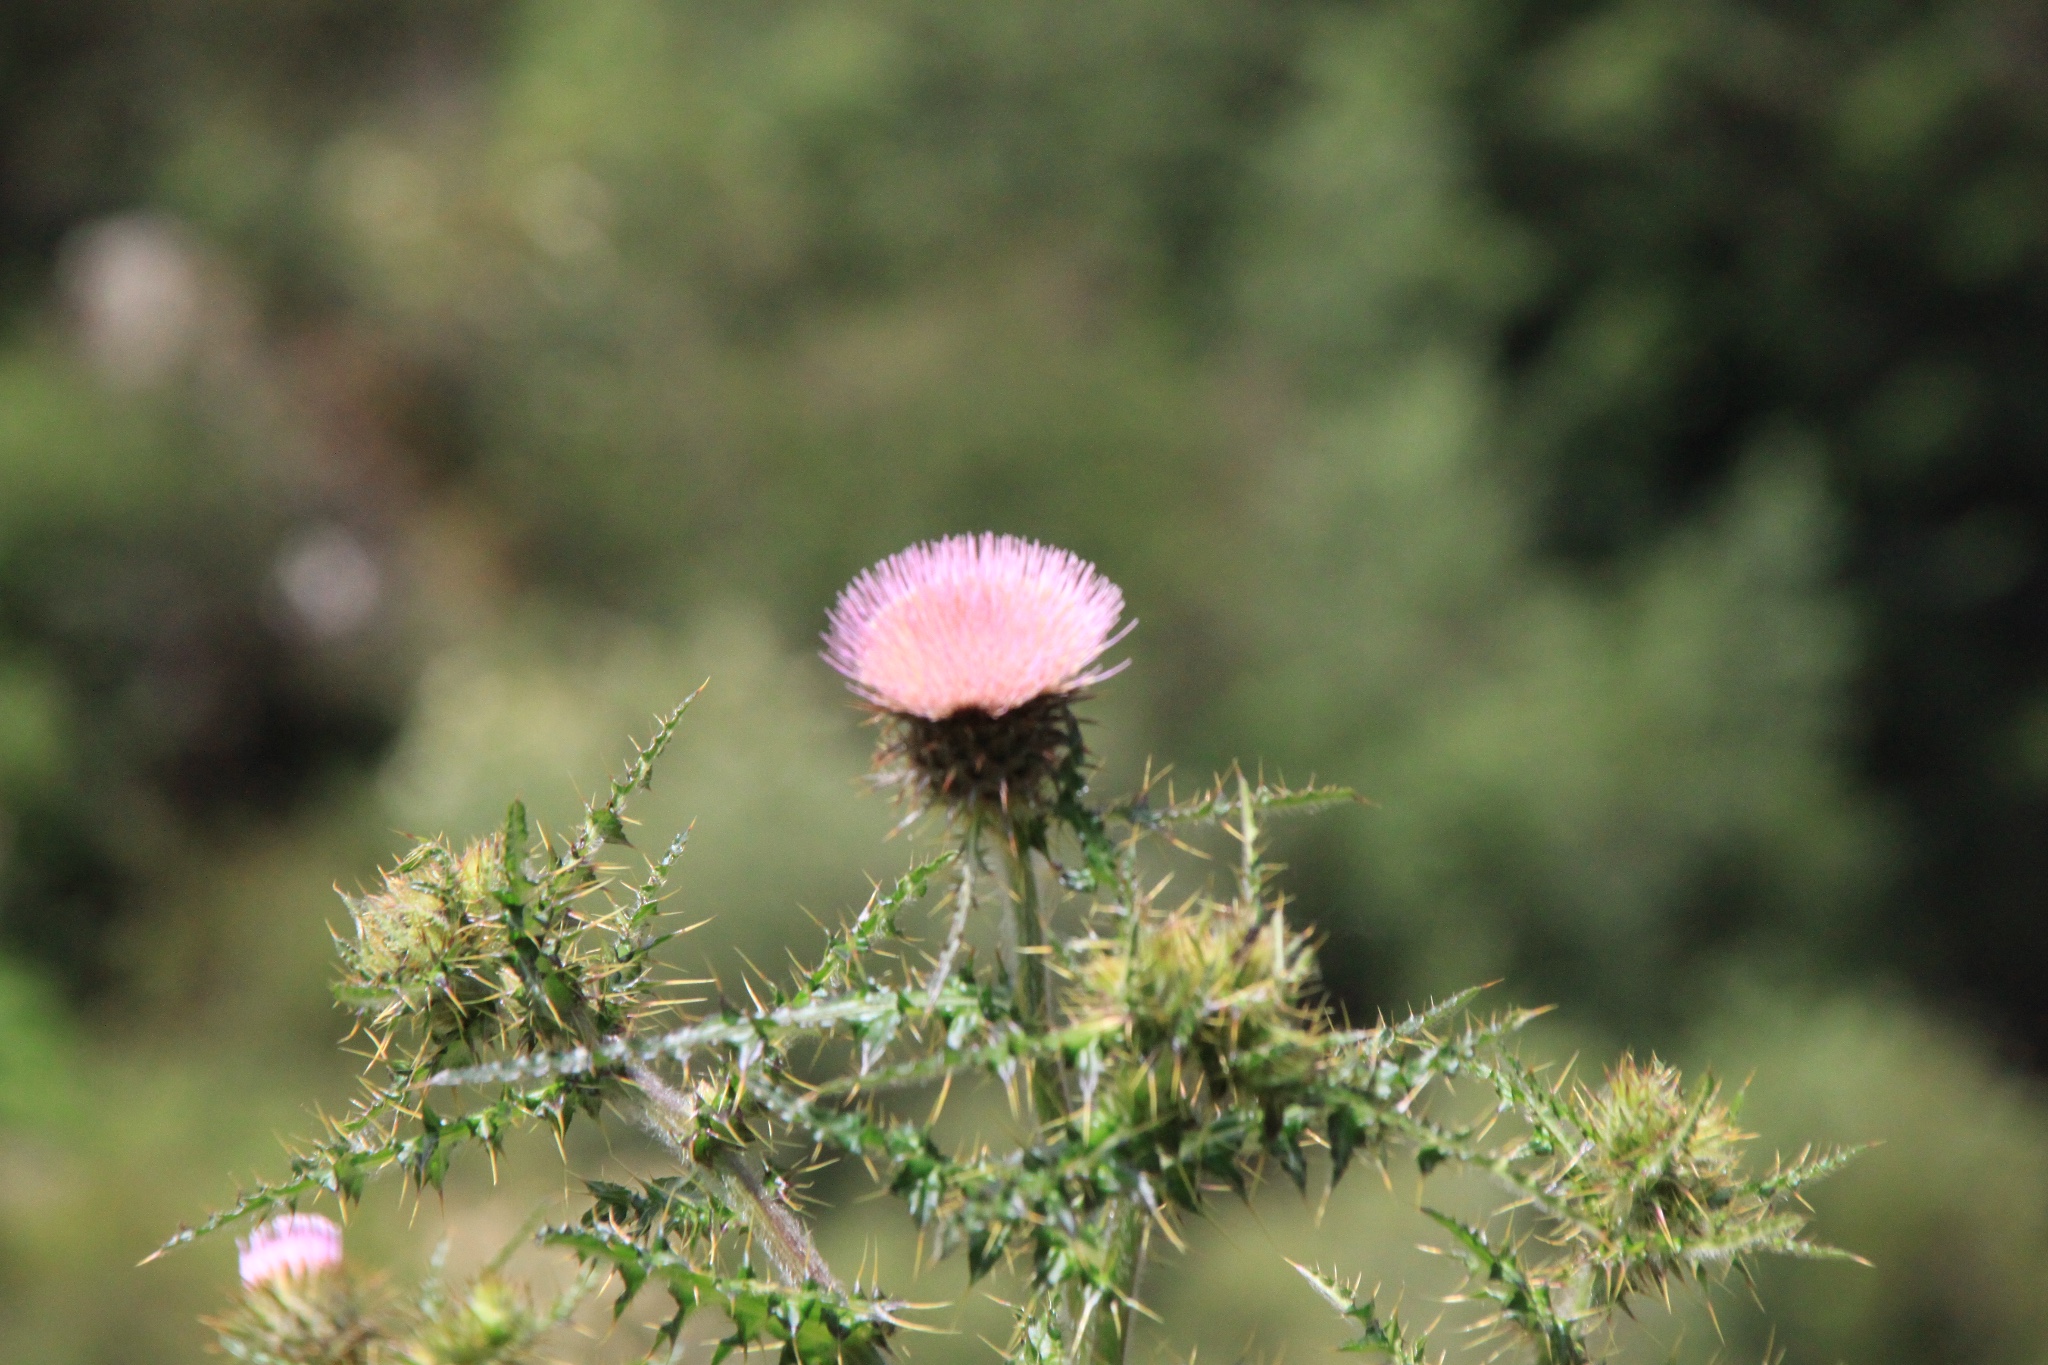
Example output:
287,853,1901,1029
823,534,1131,719
238,1213,344,1287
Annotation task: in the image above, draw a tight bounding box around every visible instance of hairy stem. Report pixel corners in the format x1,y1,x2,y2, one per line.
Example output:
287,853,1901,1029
1082,1207,1148,1365
1001,835,1067,1126
714,1147,839,1289
627,1061,838,1288
999,827,1146,1362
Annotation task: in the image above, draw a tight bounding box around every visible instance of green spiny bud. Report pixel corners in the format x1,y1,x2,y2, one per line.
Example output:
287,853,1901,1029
402,1274,546,1365
1072,890,1314,1068
346,877,451,982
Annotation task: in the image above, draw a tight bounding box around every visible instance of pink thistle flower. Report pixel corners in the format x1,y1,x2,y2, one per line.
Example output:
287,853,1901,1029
824,533,1131,721
238,1214,344,1287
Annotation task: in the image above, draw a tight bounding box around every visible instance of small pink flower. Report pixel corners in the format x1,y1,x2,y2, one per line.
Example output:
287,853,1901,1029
825,534,1131,720
238,1213,344,1287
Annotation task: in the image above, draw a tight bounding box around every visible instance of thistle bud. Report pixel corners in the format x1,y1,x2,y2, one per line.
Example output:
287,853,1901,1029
346,877,450,981
404,1274,548,1365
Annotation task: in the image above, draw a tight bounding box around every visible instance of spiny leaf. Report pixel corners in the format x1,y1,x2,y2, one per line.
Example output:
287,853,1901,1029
1291,1262,1433,1364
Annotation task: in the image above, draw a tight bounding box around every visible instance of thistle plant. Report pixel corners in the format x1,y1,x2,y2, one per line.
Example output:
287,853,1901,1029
161,534,1859,1365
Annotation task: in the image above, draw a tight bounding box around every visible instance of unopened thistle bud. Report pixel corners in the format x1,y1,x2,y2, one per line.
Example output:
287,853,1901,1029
823,533,1131,815
238,1213,345,1287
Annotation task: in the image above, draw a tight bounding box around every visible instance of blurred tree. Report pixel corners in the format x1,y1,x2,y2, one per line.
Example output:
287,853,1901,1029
1457,0,2048,1043
1227,0,2048,1048
0,1,499,988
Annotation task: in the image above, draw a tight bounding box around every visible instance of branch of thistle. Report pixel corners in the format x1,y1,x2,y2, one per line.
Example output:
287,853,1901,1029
569,684,705,860
1294,1263,1438,1365
627,1060,840,1289
1106,768,1362,832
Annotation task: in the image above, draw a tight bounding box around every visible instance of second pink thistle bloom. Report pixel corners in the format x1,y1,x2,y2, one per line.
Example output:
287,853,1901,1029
825,534,1131,814
238,1213,344,1288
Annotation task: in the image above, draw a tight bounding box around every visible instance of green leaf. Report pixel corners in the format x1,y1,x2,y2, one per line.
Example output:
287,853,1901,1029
589,806,630,847
727,1290,775,1343
1327,1103,1369,1185
793,1313,839,1365
544,1229,649,1315
1421,1209,1587,1365
968,1224,1010,1281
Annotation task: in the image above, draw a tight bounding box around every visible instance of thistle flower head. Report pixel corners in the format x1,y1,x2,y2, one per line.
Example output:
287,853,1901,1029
823,533,1129,721
824,534,1131,816
238,1213,344,1287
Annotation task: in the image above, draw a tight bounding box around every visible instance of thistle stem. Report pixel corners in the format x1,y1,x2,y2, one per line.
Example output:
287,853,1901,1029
627,1061,839,1288
714,1147,839,1289
1006,840,1048,1029
998,828,1141,1362
1084,1209,1148,1365
1000,834,1067,1126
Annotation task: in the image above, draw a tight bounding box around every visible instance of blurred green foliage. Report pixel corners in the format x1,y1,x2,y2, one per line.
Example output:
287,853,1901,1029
1,0,2046,1360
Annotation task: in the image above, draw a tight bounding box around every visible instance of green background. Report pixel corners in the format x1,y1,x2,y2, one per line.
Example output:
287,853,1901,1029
2,1,2046,1360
